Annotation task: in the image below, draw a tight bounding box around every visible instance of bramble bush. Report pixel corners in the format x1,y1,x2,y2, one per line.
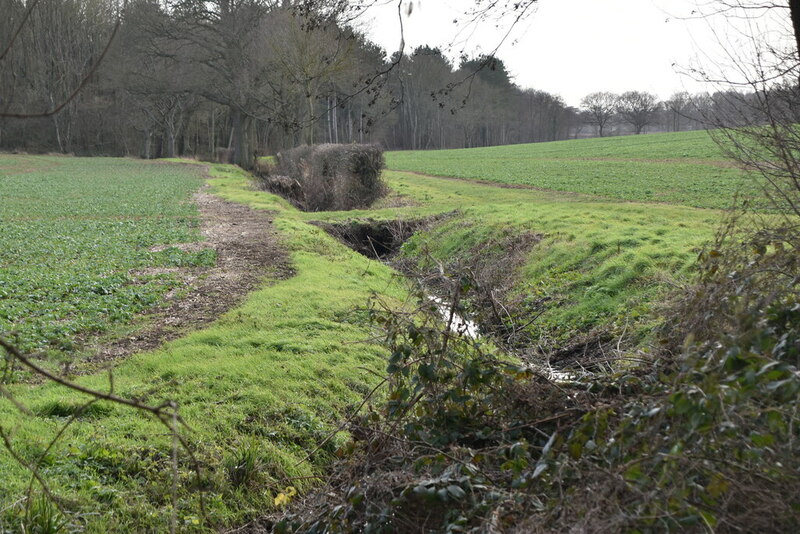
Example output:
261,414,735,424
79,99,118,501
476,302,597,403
272,260,799,532
255,144,387,212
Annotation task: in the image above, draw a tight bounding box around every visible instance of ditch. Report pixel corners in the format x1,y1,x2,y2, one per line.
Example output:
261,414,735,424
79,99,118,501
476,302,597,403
314,216,590,383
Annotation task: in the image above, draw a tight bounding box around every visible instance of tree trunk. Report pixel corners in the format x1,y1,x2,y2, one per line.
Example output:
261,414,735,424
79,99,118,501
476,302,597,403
231,107,255,169
142,129,151,159
327,96,333,143
348,105,353,142
53,116,64,153
305,87,316,145
210,111,216,156
333,94,338,144
165,128,176,158
790,0,800,59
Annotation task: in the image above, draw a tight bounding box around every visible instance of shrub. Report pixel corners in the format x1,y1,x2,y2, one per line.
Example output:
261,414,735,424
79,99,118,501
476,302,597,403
272,269,800,533
255,144,387,212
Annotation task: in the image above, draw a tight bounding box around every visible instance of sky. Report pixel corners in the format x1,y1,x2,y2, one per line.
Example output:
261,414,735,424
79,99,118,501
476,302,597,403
360,0,791,107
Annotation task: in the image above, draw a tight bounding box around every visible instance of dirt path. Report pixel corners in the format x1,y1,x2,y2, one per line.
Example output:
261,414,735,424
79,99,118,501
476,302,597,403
84,188,291,366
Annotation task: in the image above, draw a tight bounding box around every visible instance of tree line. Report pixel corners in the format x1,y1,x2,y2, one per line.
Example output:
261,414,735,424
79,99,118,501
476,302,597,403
0,0,748,167
579,90,727,137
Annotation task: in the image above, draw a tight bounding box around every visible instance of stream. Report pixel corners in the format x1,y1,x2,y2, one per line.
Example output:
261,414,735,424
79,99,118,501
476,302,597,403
430,295,577,384
315,218,579,385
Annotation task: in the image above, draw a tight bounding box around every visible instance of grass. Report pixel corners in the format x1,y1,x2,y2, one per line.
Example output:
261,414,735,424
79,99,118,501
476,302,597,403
304,169,720,347
0,156,212,357
1,130,731,530
1,160,406,532
386,130,757,209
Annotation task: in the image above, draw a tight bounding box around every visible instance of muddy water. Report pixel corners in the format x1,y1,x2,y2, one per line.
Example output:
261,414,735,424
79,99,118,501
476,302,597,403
431,295,480,339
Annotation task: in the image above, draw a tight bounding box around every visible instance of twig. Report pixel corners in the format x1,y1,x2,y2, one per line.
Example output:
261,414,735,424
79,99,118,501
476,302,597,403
293,371,387,468
0,336,207,523
0,0,41,63
0,427,62,515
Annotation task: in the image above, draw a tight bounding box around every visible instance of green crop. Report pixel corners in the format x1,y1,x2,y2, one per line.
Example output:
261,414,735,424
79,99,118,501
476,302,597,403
0,156,210,356
386,130,757,209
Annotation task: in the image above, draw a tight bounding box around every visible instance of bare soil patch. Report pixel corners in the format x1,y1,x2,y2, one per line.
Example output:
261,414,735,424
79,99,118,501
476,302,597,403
83,188,291,366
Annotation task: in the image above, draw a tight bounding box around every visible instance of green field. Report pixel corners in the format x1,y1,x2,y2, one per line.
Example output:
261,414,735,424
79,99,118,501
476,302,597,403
386,130,755,209
0,132,730,531
1,161,405,531
0,157,213,357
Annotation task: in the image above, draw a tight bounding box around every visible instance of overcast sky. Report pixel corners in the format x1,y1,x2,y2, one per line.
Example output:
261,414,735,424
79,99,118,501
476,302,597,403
360,0,790,107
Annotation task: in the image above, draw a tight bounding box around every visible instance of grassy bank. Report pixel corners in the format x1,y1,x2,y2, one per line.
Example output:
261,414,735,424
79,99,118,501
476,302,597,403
1,161,405,532
305,169,720,348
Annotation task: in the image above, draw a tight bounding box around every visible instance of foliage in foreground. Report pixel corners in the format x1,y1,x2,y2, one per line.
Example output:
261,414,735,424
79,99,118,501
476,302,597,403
273,268,799,533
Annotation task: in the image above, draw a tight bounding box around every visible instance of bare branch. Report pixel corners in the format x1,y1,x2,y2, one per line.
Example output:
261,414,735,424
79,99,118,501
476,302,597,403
0,13,121,119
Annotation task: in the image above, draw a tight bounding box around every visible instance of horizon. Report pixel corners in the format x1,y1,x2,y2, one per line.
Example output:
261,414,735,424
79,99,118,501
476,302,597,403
360,0,792,107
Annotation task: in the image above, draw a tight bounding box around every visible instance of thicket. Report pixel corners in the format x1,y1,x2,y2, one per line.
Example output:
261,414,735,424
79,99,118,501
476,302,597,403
266,64,800,534
2,0,722,163
267,254,798,533
255,144,387,212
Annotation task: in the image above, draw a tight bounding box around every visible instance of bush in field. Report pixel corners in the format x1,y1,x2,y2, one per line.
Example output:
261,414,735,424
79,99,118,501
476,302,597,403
256,144,387,211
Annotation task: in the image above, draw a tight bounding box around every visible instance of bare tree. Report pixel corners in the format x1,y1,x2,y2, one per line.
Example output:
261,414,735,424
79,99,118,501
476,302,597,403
688,1,800,215
0,0,120,121
616,90,659,134
0,0,562,157
580,91,617,137
145,0,282,169
268,7,358,145
669,1,800,345
665,91,692,131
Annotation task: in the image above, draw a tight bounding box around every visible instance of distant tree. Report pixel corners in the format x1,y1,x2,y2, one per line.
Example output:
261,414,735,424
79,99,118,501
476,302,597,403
570,108,588,139
382,45,573,150
391,47,455,149
459,54,516,90
0,0,120,151
518,89,570,142
616,90,659,134
0,0,580,157
580,91,617,137
456,54,518,146
267,8,358,145
665,91,692,131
